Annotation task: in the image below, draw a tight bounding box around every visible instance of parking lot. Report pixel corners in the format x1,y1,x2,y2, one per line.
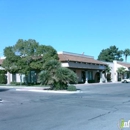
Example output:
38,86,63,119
0,83,130,130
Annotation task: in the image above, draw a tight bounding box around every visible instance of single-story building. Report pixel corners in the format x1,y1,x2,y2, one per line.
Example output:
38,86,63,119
58,51,107,83
102,60,130,82
0,52,108,84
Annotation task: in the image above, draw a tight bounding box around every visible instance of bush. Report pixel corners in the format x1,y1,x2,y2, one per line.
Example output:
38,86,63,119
39,60,78,90
67,85,77,91
55,82,67,90
0,74,7,84
10,82,24,85
10,81,16,85
0,70,7,74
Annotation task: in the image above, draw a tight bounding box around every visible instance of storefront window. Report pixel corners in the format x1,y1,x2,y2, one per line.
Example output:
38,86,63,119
12,74,16,82
88,71,93,80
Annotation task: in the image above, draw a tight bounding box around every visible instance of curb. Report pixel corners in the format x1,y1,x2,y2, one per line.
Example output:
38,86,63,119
0,86,50,90
75,82,121,86
16,89,81,94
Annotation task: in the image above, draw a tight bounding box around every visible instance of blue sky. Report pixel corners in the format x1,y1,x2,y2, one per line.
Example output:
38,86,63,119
0,0,130,61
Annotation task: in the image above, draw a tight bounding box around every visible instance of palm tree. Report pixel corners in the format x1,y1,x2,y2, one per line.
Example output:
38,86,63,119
105,65,111,82
39,60,78,90
56,67,78,86
117,67,126,81
123,49,130,62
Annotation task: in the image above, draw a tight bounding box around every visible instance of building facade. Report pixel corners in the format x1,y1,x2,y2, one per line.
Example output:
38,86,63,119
103,60,130,82
0,51,109,84
58,51,107,83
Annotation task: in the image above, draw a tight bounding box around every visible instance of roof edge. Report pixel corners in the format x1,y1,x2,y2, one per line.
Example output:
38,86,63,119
58,51,94,59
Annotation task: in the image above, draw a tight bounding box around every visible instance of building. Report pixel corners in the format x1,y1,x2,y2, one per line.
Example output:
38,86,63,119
102,60,130,82
0,51,109,84
58,51,107,83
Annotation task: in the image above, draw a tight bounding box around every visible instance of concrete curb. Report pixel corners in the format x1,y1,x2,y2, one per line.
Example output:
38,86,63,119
0,86,49,90
16,89,82,94
75,82,121,86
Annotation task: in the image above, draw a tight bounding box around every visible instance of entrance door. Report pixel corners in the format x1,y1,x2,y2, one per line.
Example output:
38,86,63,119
95,72,100,83
81,71,86,83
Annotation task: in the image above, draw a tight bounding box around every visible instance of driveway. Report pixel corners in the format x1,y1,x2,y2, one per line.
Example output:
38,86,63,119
0,83,130,130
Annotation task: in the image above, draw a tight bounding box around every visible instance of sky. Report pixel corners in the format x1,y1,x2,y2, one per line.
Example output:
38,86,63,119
0,0,130,61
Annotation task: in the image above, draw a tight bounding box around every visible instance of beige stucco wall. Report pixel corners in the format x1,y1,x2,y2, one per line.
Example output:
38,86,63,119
113,61,129,82
75,70,82,82
93,71,97,80
102,61,130,82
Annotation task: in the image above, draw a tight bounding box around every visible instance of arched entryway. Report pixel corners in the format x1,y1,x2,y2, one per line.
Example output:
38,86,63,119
81,71,86,83
95,72,100,83
106,73,111,82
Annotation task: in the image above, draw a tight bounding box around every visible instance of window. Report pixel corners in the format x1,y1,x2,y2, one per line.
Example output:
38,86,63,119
88,71,93,80
12,74,16,82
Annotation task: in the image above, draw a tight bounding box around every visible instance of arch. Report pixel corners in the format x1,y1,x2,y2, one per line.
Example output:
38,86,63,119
95,72,100,83
106,72,111,82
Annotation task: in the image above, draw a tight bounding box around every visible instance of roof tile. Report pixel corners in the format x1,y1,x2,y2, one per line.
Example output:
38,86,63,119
58,54,107,65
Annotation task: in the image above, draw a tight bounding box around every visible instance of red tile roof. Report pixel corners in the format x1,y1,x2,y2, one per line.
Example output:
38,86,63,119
58,53,107,65
117,62,130,68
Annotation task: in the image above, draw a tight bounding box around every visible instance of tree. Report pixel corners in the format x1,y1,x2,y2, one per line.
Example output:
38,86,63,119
117,67,126,80
105,65,111,82
105,65,111,74
2,46,21,74
38,60,78,90
0,70,7,84
98,45,123,62
123,49,130,62
2,39,59,84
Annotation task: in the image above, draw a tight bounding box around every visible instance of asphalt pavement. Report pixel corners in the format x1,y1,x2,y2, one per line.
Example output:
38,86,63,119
0,83,130,130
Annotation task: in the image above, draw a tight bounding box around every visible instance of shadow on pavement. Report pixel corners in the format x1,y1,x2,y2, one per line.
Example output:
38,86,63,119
0,88,9,92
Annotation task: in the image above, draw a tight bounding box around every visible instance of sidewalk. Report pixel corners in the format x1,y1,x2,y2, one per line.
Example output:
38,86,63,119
75,81,121,86
0,81,121,89
0,85,81,94
0,86,49,90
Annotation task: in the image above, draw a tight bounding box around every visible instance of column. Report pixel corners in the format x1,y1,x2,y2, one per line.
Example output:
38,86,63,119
85,71,88,84
113,60,118,82
102,72,107,83
100,71,103,83
105,72,108,83
6,72,10,85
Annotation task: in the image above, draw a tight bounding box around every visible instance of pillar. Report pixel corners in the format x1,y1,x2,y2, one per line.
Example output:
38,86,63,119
113,60,118,82
85,71,88,84
100,71,103,83
6,72,10,84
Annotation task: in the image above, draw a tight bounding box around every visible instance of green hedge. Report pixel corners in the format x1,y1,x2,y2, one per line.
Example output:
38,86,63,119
67,85,77,91
0,74,7,84
0,70,7,84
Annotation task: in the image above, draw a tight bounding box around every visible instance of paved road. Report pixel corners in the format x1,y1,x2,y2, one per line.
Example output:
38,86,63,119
0,83,130,130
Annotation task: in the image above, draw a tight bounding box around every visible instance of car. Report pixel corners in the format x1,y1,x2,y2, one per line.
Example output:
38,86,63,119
121,78,130,83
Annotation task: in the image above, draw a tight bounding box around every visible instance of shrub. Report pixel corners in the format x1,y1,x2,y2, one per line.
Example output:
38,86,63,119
10,81,17,85
39,60,78,90
0,74,7,84
67,85,77,91
10,82,22,85
53,82,67,90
